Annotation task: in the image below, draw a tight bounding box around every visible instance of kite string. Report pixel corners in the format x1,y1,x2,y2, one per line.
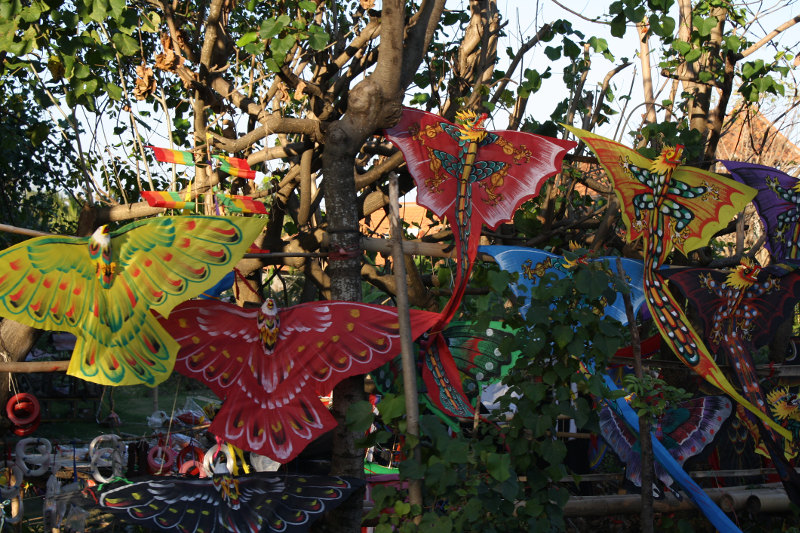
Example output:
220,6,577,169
233,268,260,300
157,375,182,475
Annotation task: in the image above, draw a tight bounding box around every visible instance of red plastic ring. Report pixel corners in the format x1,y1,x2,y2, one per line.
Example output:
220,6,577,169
12,416,41,437
177,445,205,468
147,445,176,474
6,393,40,427
178,460,207,478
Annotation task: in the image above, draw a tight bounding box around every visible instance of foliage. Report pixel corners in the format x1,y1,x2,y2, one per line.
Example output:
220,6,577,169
357,259,625,532
622,373,692,419
2,0,800,530
0,69,80,244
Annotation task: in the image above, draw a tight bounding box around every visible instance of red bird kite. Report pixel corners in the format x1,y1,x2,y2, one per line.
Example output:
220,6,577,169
160,299,439,462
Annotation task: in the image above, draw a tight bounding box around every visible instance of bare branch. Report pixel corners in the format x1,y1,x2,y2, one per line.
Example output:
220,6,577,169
589,61,632,131
739,14,800,59
401,0,448,89
248,142,308,164
638,22,657,126
489,23,552,106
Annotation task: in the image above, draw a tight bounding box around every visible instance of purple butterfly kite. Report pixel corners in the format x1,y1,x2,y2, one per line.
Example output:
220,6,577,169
722,160,800,263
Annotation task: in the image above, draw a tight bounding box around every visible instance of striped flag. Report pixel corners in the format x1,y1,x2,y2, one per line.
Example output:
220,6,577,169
146,146,195,165
213,155,257,180
142,190,196,210
216,192,268,214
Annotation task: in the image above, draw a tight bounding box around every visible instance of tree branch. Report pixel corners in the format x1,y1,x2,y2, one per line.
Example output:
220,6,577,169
738,14,800,59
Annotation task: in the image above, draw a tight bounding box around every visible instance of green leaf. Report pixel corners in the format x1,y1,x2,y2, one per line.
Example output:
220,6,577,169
610,13,627,38
696,16,717,37
394,500,411,516
398,459,425,480
553,324,573,348
111,32,139,56
0,0,22,20
109,0,125,18
106,81,122,100
684,48,701,63
723,34,741,52
89,0,109,21
298,0,316,12
623,4,645,23
345,400,375,433
742,59,764,80
20,3,41,22
307,25,329,51
563,38,580,59
539,437,566,466
260,15,289,39
378,394,406,422
28,122,50,146
588,36,608,54
264,58,281,72
236,31,259,47
544,45,561,60
672,40,691,55
659,16,675,36
410,92,429,105
486,452,511,482
73,62,90,79
271,34,296,60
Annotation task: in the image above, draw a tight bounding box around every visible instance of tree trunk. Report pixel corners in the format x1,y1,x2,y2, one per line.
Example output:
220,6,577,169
318,2,445,528
0,320,41,423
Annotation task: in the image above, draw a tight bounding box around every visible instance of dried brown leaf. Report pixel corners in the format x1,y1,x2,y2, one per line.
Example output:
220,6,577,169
133,65,156,100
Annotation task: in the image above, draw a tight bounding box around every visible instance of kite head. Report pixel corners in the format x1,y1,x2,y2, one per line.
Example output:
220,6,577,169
650,145,684,174
257,298,280,353
89,225,116,288
455,109,488,142
212,468,242,509
562,240,591,269
725,257,761,289
767,386,800,422
90,225,112,251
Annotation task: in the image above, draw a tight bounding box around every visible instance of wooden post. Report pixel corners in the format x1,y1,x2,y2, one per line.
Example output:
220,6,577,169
0,361,69,373
388,173,423,521
616,258,654,532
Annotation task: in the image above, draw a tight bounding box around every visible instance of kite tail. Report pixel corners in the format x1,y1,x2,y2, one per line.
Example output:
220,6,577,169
727,341,800,505
643,264,791,441
754,414,800,506
420,333,474,420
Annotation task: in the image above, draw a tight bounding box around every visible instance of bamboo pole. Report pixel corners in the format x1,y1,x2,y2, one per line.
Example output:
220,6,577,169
617,258,654,532
0,224,51,237
0,360,69,373
387,173,423,522
562,485,790,516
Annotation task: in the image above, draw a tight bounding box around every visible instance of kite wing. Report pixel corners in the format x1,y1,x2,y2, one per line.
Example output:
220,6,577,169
600,396,731,493
565,126,755,255
444,321,520,402
665,266,800,355
97,474,364,533
479,245,645,325
162,299,440,462
665,265,800,502
657,396,732,465
590,366,742,533
722,160,800,262
386,108,574,327
386,107,574,230
0,216,264,386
